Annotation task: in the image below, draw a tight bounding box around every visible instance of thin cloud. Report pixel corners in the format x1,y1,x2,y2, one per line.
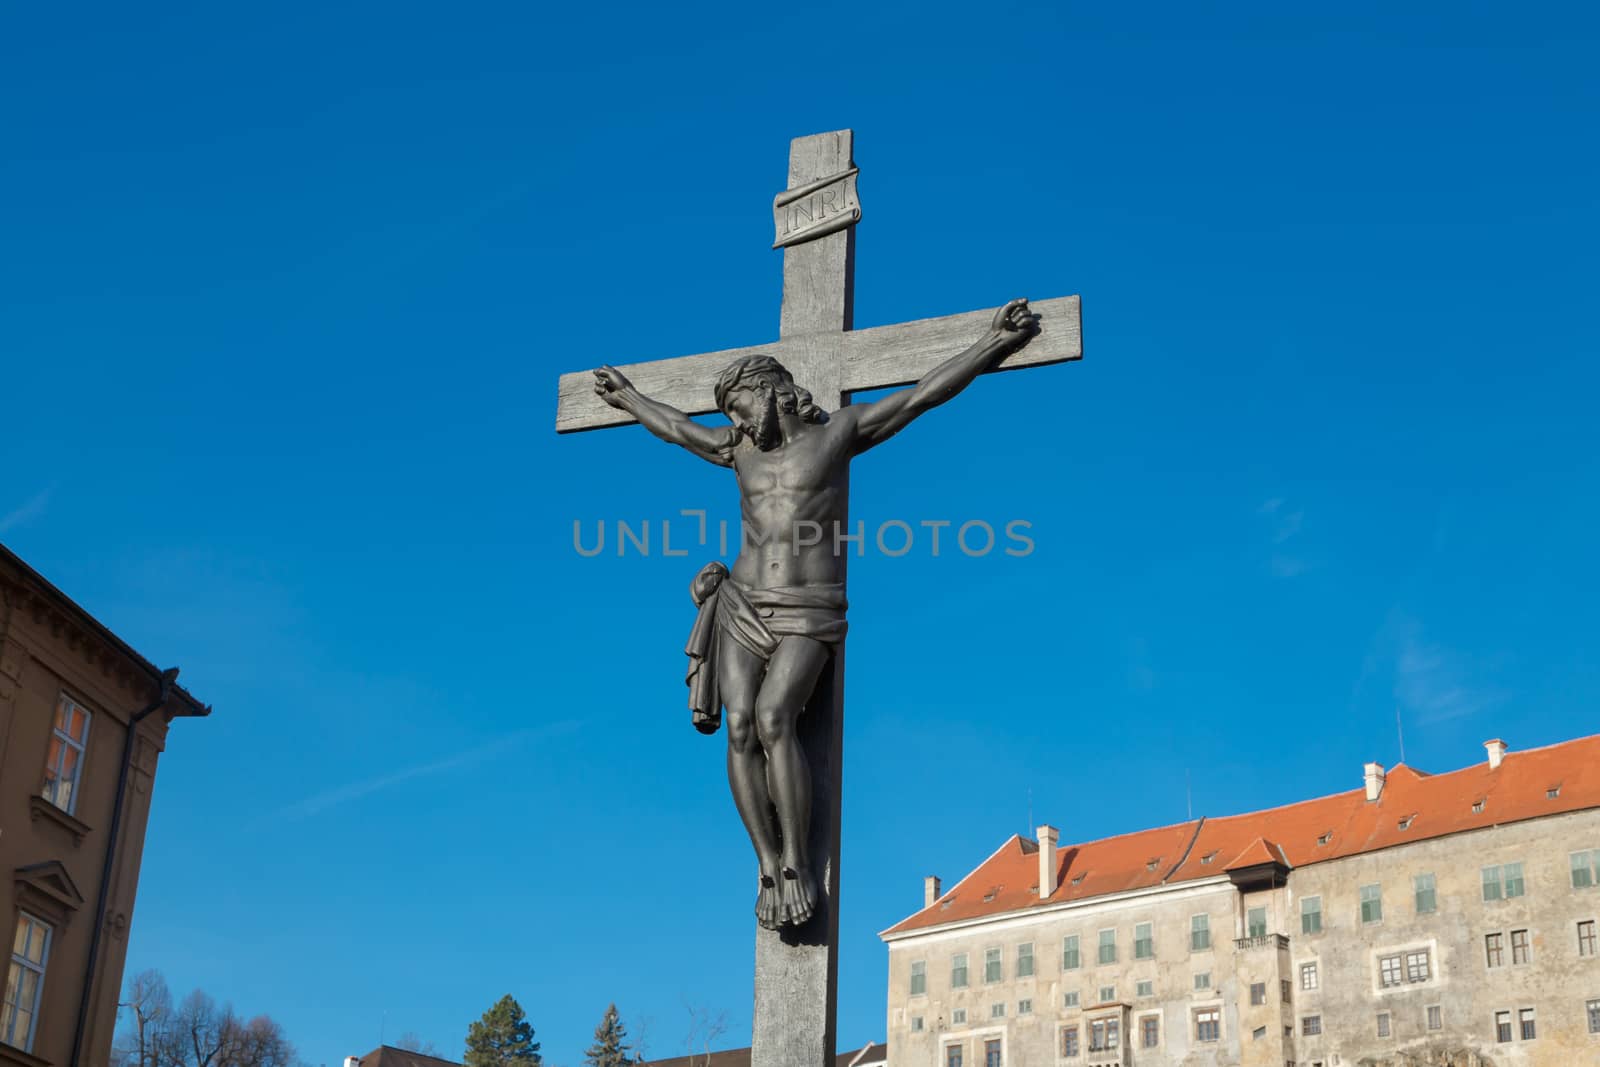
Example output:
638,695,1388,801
1258,497,1309,577
0,487,52,534
1394,626,1496,725
265,722,575,823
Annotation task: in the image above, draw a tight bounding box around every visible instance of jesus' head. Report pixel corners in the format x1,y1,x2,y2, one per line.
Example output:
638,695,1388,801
714,355,827,450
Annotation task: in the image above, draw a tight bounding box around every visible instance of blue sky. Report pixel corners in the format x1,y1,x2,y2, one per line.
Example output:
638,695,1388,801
4,1,1599,1063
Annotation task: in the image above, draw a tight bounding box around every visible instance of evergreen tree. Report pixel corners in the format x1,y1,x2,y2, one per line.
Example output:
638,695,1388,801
582,1004,634,1067
464,994,541,1067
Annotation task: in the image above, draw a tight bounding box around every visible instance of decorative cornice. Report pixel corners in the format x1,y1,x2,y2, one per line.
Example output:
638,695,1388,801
0,545,209,717
0,572,154,701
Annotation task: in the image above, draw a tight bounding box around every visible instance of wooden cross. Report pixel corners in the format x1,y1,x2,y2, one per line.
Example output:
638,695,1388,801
555,129,1080,1067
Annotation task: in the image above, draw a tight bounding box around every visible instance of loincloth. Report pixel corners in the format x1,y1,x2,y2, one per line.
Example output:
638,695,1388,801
683,561,847,735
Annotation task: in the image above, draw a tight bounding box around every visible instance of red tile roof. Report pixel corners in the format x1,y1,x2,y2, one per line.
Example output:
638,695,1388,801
883,734,1600,937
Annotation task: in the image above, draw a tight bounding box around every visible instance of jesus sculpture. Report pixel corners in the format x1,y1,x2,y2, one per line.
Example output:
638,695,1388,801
593,298,1038,929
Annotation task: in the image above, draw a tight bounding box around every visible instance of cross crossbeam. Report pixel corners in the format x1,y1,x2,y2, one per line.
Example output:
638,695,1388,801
554,295,1081,433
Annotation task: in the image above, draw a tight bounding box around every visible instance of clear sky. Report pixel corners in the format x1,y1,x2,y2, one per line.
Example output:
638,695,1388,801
4,1,1599,1063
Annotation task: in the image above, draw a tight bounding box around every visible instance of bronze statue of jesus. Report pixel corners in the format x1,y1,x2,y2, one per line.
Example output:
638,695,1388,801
593,299,1038,929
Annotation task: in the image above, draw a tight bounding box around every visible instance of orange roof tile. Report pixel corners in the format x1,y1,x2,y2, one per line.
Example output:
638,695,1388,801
883,733,1600,937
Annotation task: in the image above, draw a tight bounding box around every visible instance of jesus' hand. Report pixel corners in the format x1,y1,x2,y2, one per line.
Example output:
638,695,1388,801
990,298,1039,351
593,365,635,409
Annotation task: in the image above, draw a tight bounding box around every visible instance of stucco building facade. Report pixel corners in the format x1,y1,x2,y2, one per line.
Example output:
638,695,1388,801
0,544,209,1067
881,735,1600,1067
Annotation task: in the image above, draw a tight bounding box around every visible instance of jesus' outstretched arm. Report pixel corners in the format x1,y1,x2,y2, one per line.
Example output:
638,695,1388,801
593,364,737,467
843,298,1039,454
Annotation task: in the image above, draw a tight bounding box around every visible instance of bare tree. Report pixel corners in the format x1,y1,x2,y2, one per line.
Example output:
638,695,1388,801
115,970,173,1067
680,1004,727,1067
112,973,298,1067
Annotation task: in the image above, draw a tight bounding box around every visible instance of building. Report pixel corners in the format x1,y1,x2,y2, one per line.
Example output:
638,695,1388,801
880,735,1600,1067
0,544,210,1067
347,1047,463,1067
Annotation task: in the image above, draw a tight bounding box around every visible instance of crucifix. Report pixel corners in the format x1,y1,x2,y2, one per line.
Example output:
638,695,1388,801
555,129,1081,1066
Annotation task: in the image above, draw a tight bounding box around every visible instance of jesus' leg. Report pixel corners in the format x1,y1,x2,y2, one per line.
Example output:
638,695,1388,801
718,632,785,929
754,635,832,927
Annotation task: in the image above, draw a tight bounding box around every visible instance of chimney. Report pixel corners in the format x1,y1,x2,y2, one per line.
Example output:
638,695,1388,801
1485,738,1507,770
1037,824,1060,899
924,875,942,908
1364,762,1386,802
344,1059,361,1067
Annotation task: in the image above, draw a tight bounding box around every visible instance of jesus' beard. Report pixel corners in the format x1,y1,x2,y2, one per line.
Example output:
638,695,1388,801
742,391,782,451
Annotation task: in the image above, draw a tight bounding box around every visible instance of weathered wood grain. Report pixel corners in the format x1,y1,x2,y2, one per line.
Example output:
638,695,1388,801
555,343,769,434
841,293,1081,393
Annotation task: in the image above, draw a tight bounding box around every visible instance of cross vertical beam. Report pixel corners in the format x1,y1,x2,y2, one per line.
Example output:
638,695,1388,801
751,129,854,1067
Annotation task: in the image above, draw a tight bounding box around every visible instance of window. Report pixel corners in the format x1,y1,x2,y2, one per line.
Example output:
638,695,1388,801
951,953,969,988
1301,896,1322,934
1063,991,1079,1009
1495,1011,1512,1043
1302,1015,1322,1036
1017,999,1032,1016
1511,929,1530,965
984,1039,1001,1067
990,1002,1005,1019
1098,928,1117,964
42,694,91,815
1487,932,1505,967
1588,999,1600,1035
1483,863,1525,900
1573,850,1600,889
1191,914,1211,951
1194,971,1211,991
952,1008,967,1025
1060,1026,1079,1057
1134,922,1153,959
1015,941,1034,978
1519,1007,1536,1040
984,947,1002,983
1136,980,1153,998
1141,1015,1159,1048
1579,920,1597,956
1405,949,1432,983
946,1045,963,1067
2,914,52,1053
1251,982,1267,1006
910,960,926,995
1089,1017,1119,1051
1427,1005,1442,1031
1247,906,1268,939
1376,1012,1391,1038
1252,1026,1266,1040
1300,961,1319,990
1281,978,1292,1002
1379,954,1404,988
1360,883,1383,924
911,1016,925,1032
1062,934,1081,970
1098,985,1115,1004
1414,873,1437,914
1195,1009,1220,1043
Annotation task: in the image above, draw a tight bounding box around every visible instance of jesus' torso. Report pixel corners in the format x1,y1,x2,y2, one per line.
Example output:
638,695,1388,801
729,416,851,590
